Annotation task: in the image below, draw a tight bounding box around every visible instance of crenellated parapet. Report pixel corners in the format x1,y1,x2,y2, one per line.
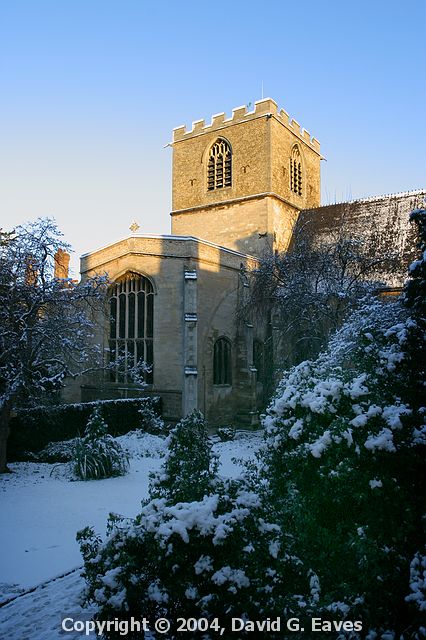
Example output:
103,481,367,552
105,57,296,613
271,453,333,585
173,97,320,154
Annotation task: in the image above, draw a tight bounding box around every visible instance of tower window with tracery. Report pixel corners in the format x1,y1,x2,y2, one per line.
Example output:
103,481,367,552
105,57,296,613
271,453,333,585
109,273,154,384
290,145,303,196
207,138,232,190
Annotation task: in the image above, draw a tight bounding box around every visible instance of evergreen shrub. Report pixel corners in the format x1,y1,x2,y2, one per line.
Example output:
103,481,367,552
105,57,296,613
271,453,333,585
216,427,235,442
258,296,426,636
149,410,219,503
138,402,166,436
33,438,77,463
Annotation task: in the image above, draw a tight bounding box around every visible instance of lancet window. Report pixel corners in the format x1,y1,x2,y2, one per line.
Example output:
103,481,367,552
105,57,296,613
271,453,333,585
213,337,232,385
290,145,303,196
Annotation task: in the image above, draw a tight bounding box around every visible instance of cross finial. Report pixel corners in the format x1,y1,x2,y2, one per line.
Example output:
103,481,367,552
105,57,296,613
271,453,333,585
129,221,140,233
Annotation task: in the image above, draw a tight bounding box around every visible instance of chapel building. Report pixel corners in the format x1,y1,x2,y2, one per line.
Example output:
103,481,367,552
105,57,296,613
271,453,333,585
74,98,424,425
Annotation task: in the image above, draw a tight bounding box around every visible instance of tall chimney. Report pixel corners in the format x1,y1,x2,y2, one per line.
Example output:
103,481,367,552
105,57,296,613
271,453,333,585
54,249,70,279
25,255,38,285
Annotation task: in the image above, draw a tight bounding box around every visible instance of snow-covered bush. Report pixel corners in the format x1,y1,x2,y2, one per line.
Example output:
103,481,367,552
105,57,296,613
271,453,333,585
73,408,129,480
216,426,235,441
259,295,426,636
405,207,426,317
406,547,426,615
403,206,426,414
78,484,309,639
138,401,166,436
149,410,218,503
35,438,76,462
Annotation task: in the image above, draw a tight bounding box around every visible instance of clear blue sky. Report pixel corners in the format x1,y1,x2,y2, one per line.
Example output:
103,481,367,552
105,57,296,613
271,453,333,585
1,0,425,275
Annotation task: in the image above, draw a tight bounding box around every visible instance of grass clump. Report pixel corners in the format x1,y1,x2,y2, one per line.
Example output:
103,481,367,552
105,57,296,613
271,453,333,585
73,408,129,480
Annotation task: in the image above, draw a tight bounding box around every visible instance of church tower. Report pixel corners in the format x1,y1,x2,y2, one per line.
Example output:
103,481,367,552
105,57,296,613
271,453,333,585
171,98,321,257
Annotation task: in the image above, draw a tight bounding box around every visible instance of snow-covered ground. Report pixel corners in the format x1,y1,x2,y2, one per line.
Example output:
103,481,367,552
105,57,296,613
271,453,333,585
0,429,261,639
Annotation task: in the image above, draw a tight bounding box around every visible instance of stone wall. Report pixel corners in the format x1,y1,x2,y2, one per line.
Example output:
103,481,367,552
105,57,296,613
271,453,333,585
77,235,261,425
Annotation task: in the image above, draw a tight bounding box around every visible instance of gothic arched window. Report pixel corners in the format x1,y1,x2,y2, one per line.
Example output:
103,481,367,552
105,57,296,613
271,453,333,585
290,145,303,196
109,273,154,384
213,337,232,385
207,138,232,191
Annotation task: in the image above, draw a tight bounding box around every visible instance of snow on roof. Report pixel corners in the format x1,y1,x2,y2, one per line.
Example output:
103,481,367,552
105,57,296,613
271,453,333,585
313,188,426,210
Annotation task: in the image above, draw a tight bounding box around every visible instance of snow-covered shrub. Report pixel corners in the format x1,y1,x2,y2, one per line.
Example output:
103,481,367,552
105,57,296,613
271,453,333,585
216,426,235,441
259,295,426,636
150,410,218,503
35,438,76,462
403,206,426,414
406,547,426,616
115,430,167,460
405,207,426,317
78,485,307,639
73,408,129,480
138,401,166,435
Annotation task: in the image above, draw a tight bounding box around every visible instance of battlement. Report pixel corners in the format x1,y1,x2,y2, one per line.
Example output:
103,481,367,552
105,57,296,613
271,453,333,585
172,97,320,154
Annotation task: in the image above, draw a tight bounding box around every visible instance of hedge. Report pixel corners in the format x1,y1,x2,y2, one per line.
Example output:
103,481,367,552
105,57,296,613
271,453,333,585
8,397,162,460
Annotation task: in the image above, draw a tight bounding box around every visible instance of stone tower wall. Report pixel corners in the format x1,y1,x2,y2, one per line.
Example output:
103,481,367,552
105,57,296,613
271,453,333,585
171,98,321,256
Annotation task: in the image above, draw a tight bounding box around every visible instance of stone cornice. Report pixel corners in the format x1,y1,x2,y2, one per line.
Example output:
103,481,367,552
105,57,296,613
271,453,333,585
170,191,303,217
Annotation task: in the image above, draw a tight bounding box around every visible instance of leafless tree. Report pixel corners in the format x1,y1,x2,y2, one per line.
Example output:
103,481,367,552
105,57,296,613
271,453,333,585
0,218,107,472
242,209,403,374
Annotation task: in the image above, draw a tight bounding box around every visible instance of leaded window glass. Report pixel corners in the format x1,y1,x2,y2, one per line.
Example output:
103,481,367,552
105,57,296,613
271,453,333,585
109,274,154,384
207,139,232,190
